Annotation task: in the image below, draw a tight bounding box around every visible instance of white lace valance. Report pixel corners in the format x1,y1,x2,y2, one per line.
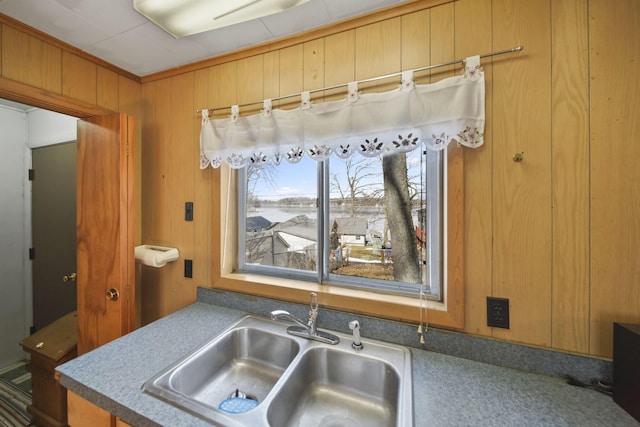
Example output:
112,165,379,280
200,56,485,169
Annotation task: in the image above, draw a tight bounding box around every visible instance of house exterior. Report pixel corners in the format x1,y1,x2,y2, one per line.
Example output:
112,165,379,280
246,216,272,232
245,215,317,269
333,217,368,246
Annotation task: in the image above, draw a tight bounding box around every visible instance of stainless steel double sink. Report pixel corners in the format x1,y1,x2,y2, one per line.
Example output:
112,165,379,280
142,315,413,426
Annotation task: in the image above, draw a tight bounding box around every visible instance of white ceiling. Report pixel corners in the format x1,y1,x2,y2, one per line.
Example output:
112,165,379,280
0,0,409,77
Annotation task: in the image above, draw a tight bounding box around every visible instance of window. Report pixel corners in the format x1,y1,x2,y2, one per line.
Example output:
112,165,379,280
204,56,483,328
238,148,443,300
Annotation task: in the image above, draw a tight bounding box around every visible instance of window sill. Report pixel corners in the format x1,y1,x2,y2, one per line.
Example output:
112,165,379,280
213,271,463,329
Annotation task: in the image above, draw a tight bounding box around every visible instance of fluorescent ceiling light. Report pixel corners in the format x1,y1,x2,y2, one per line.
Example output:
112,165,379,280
133,0,311,38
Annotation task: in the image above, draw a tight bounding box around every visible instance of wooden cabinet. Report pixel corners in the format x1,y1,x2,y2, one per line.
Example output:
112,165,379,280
67,391,134,427
67,391,111,426
21,312,77,427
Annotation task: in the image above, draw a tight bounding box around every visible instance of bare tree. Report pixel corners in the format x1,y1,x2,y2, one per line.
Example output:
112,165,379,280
330,156,379,216
246,163,279,213
382,152,421,283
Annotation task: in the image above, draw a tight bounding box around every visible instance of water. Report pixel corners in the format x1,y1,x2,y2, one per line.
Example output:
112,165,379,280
249,205,317,223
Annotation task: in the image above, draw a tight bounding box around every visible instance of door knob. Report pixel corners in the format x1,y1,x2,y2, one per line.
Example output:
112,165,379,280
63,272,77,282
106,288,120,301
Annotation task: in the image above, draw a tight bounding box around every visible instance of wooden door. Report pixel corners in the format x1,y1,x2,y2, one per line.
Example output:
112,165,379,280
76,113,135,354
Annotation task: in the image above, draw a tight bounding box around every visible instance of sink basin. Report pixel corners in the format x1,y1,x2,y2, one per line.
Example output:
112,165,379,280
143,315,413,426
267,346,410,427
142,316,299,424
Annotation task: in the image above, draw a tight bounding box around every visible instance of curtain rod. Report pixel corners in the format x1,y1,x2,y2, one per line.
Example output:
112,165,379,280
197,45,523,113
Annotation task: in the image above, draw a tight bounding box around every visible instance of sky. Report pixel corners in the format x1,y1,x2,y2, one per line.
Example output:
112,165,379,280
248,149,427,202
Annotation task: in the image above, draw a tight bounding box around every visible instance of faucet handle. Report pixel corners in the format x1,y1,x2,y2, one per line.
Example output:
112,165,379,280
308,292,319,321
309,292,318,310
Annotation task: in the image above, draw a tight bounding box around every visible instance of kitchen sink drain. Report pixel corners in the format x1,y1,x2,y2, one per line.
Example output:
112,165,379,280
218,389,258,414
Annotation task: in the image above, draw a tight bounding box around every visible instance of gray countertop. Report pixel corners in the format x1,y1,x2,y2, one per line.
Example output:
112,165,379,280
57,302,639,427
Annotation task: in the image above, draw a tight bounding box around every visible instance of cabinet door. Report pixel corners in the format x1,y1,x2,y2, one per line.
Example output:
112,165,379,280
67,391,112,427
77,113,135,354
68,391,136,427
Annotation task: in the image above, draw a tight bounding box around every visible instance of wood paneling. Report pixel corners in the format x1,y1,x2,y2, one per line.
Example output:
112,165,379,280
118,74,143,328
355,18,401,91
303,38,325,103
140,78,170,324
0,13,138,82
97,66,119,111
401,9,430,73
263,51,280,101
194,68,212,290
206,66,221,113
492,0,552,347
455,0,493,336
324,31,355,101
589,0,640,357
429,3,454,79
0,20,139,118
62,52,97,105
140,71,207,322
0,19,140,117
237,55,263,114
1,25,61,93
218,62,239,111
168,73,197,311
137,0,640,358
551,0,590,354
118,76,143,224
278,44,303,108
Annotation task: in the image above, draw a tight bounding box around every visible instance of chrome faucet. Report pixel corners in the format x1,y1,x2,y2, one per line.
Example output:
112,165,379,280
271,292,339,345
270,310,315,332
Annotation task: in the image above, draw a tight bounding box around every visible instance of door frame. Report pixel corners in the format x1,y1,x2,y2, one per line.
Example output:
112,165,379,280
0,77,114,118
0,77,136,350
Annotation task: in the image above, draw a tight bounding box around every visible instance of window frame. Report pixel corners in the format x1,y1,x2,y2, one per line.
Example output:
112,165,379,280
212,142,464,329
238,149,444,299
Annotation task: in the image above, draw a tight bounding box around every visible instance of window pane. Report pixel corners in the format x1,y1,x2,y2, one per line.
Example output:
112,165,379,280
242,157,319,274
326,150,441,296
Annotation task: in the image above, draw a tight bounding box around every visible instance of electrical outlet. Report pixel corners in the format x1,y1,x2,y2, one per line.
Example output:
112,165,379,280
487,297,510,329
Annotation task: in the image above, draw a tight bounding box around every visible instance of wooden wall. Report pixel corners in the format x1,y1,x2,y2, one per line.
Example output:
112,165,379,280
139,0,640,358
3,0,636,359
0,17,141,120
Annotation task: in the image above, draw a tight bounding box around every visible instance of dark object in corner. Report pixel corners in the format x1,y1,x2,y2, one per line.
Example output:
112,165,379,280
563,375,612,395
613,322,640,422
